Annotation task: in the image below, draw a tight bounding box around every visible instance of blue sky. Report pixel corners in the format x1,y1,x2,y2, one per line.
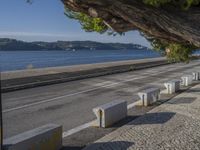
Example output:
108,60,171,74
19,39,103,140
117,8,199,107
0,0,150,47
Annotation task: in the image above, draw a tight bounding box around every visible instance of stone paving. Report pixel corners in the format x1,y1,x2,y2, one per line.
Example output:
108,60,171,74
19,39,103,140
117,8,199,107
84,84,200,150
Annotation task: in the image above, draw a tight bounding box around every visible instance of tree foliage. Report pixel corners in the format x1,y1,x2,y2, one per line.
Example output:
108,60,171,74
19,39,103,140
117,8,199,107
150,38,196,62
146,34,197,62
64,0,200,34
65,7,108,33
166,43,194,63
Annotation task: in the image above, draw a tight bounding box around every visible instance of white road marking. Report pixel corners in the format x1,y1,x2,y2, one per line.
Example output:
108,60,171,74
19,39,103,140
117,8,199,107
127,101,140,109
62,120,96,138
3,77,142,113
93,81,117,87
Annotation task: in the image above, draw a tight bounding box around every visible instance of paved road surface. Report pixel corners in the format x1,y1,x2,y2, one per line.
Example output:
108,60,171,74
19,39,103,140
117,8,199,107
2,60,200,138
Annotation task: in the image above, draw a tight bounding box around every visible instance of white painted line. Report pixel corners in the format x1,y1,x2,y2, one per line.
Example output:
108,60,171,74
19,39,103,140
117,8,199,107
3,77,141,113
62,120,96,138
93,81,116,87
2,66,190,113
127,101,140,109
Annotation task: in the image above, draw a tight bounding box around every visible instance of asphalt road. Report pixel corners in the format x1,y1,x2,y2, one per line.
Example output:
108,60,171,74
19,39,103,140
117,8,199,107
2,60,200,139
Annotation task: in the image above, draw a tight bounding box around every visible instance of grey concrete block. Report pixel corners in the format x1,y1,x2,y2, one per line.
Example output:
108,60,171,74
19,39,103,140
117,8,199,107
138,88,160,106
164,79,181,94
3,124,62,150
181,75,193,86
93,100,127,128
193,72,200,81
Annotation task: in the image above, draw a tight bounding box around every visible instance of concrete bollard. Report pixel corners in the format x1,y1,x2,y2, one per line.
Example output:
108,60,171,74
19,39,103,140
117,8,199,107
181,75,193,86
138,88,160,106
192,72,200,81
3,124,62,150
93,100,127,128
164,79,181,94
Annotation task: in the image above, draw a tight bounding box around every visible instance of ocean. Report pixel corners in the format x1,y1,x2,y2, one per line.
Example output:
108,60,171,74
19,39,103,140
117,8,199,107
0,49,189,72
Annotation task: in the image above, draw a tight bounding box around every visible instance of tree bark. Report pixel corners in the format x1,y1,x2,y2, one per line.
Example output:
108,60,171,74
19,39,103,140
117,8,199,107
62,0,200,47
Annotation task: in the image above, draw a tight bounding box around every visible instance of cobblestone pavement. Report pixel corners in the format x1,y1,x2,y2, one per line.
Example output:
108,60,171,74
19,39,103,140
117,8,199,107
84,84,200,150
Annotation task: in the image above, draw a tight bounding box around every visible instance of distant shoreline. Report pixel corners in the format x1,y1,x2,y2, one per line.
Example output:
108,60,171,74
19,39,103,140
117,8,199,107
0,38,150,51
0,49,149,51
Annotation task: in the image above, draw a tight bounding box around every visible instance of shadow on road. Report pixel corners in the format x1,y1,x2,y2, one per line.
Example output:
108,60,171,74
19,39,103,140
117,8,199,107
127,112,176,125
167,97,196,105
186,88,200,93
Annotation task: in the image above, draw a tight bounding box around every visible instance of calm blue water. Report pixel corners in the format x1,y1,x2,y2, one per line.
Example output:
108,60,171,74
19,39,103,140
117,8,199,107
0,49,176,72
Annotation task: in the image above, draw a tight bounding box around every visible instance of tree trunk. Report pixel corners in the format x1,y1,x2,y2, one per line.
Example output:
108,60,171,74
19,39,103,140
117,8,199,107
62,0,200,47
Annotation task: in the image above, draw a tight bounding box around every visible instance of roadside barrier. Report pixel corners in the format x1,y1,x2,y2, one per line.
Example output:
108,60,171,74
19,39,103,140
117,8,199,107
138,88,160,106
164,80,181,94
93,100,127,128
3,124,62,150
181,75,193,86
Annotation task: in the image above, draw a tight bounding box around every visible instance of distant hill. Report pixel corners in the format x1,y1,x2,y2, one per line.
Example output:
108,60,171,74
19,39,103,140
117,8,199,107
0,38,150,51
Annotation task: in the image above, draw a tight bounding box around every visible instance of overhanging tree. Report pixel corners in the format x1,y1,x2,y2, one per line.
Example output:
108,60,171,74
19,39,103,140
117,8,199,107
62,0,200,62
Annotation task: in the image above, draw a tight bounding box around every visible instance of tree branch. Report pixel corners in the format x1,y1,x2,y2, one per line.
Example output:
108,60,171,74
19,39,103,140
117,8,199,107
62,0,200,47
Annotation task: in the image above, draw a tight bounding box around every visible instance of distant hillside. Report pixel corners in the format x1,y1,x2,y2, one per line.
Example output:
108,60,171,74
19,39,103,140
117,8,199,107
0,38,150,51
